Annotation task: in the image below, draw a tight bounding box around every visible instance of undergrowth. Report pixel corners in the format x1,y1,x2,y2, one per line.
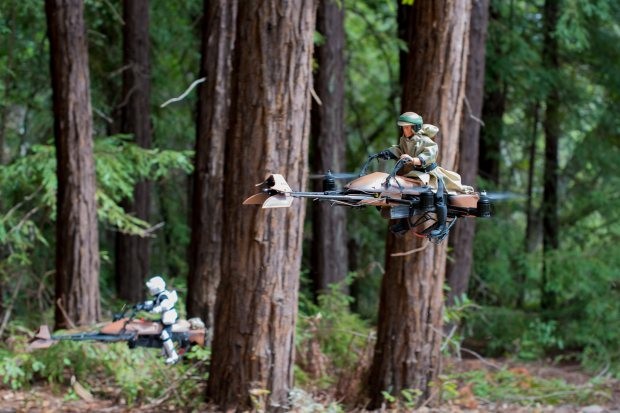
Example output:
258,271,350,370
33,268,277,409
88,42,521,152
0,336,210,409
296,275,374,404
1,283,616,411
442,366,613,407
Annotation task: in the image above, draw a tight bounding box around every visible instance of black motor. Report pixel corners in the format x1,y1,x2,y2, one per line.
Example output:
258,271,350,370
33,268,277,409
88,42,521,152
477,192,492,217
420,189,435,211
322,170,336,192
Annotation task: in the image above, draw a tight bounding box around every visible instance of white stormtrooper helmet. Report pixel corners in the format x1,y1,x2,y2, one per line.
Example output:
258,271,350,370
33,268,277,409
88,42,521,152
146,276,166,296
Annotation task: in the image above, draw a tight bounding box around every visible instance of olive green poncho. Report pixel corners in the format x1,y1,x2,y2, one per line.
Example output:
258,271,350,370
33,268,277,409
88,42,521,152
387,124,474,194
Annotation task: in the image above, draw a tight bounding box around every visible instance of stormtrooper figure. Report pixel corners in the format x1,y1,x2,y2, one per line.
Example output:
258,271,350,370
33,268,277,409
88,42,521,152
136,275,179,364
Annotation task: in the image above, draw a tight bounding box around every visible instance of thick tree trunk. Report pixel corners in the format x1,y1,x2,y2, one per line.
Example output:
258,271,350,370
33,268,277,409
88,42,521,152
46,0,100,328
206,1,317,411
186,0,237,340
310,0,348,295
115,0,152,303
541,0,560,311
446,0,489,305
367,0,471,408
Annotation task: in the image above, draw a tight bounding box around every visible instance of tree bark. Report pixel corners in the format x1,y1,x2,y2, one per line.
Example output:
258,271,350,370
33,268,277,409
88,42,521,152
46,0,101,328
478,3,504,186
541,0,560,311
310,0,348,296
187,0,237,340
115,0,152,303
446,0,489,305
367,0,471,408
206,1,317,411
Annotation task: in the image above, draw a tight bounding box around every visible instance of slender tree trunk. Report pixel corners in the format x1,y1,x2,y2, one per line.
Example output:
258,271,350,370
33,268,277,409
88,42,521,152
519,101,540,308
310,0,348,296
0,1,15,166
446,0,489,306
367,0,471,408
46,0,100,328
206,1,317,411
541,0,560,311
525,102,540,253
115,0,152,303
0,2,16,318
187,0,237,339
478,4,504,186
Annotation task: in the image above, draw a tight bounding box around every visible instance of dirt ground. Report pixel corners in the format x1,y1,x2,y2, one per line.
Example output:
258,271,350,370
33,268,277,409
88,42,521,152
1,358,620,412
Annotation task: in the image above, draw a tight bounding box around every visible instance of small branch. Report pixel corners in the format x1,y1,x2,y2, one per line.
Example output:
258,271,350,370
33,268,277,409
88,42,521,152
142,361,204,408
8,206,40,236
440,324,458,352
463,95,485,127
108,64,132,78
56,298,77,330
390,241,430,257
37,270,54,313
3,186,43,221
143,222,165,236
334,328,377,340
115,83,138,111
93,107,114,124
0,275,24,339
160,77,206,108
310,87,323,106
102,0,124,25
459,347,504,370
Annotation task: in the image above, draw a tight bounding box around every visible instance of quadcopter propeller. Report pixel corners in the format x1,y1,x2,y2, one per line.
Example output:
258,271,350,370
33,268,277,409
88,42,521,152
308,171,358,180
483,191,525,202
308,170,358,192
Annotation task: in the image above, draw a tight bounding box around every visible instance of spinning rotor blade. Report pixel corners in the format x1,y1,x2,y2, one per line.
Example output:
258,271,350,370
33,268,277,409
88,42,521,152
484,191,524,202
308,172,358,180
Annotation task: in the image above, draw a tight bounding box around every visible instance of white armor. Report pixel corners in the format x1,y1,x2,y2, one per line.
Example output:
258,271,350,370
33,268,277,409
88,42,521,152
141,276,179,364
149,289,178,326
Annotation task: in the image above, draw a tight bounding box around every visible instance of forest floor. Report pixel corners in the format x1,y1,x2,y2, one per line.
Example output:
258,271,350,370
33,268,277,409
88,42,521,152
1,358,619,412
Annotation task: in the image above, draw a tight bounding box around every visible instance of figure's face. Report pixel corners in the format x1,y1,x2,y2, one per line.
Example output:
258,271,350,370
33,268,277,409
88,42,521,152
402,125,414,138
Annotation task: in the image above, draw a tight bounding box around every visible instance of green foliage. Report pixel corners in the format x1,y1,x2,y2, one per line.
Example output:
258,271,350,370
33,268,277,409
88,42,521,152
379,388,422,410
442,293,479,356
0,338,209,408
289,388,345,413
94,135,193,234
447,367,611,406
0,138,192,325
296,275,372,385
299,276,371,365
345,0,401,161
0,136,192,242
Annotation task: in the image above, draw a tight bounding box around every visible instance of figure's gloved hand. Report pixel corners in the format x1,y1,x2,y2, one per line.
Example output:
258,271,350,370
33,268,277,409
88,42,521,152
377,150,397,160
133,303,145,311
399,154,415,164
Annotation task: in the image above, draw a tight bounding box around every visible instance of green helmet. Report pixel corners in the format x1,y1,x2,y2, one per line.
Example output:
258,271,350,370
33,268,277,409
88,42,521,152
397,111,423,127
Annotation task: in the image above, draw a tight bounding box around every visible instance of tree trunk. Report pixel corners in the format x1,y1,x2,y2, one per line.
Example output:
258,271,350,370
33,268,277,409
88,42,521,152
310,0,348,296
519,101,540,308
46,0,100,328
206,1,317,411
478,4,504,186
541,0,560,311
446,0,489,305
187,0,237,339
367,0,471,408
115,0,152,303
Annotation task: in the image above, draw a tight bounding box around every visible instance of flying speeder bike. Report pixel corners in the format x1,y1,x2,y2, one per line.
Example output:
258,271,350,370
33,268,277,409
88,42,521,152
244,153,493,243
